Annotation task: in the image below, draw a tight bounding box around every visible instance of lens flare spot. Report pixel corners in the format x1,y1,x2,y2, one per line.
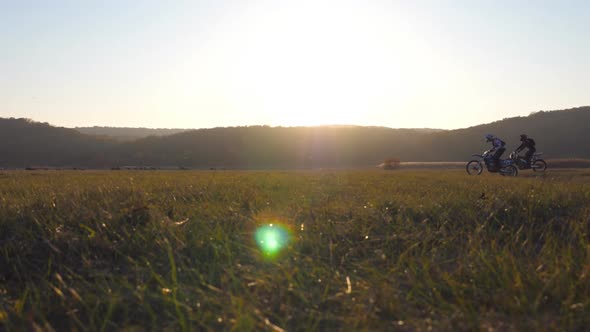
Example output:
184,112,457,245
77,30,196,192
255,224,289,258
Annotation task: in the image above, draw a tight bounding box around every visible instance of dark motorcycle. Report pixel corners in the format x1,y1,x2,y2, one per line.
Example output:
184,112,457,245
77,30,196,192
509,152,547,172
466,150,518,176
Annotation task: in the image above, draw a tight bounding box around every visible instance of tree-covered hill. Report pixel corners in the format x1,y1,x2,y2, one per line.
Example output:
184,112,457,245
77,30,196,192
425,106,590,161
0,118,116,167
75,127,190,141
1,106,588,168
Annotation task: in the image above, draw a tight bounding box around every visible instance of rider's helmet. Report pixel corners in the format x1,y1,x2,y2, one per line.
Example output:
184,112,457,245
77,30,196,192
485,134,495,142
520,134,528,141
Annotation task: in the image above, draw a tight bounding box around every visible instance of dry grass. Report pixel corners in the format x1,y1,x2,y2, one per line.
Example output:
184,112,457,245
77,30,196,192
1,169,589,331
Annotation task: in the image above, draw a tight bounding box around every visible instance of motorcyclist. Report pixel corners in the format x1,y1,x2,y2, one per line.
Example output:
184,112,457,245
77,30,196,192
485,134,506,169
515,134,536,166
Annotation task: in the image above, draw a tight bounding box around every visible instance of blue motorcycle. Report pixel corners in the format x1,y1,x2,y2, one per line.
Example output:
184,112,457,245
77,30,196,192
466,150,518,176
509,151,547,172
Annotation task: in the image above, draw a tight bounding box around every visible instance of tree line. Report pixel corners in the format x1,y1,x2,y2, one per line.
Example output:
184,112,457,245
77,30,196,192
1,107,588,168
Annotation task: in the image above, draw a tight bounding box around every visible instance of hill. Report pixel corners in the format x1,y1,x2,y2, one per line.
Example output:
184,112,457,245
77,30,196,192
75,126,190,141
0,118,115,168
424,106,590,160
0,106,588,168
110,126,436,168
113,106,589,166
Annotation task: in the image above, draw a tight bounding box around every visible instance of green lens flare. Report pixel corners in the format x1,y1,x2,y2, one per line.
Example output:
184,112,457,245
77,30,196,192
255,224,289,257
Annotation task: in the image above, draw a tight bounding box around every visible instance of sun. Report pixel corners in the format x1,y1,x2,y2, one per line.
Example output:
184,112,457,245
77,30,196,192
206,0,413,127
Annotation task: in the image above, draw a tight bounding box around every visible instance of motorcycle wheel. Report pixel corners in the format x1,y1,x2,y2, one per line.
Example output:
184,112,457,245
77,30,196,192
466,160,483,175
500,165,518,177
532,159,547,172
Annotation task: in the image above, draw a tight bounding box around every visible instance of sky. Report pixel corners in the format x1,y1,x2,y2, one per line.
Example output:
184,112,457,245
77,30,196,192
1,0,589,130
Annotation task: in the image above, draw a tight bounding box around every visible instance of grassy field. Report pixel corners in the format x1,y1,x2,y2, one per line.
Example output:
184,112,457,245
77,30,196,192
1,169,589,331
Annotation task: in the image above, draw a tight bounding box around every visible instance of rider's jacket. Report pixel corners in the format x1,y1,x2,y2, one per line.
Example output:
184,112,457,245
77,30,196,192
516,138,536,152
490,138,506,151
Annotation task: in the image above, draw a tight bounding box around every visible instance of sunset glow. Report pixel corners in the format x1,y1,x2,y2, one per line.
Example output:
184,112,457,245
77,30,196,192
1,0,588,129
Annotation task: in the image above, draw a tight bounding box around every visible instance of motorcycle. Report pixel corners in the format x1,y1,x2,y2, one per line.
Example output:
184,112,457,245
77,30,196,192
466,150,518,176
509,152,547,172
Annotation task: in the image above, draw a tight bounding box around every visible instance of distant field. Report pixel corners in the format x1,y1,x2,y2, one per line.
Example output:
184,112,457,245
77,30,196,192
400,162,465,169
400,159,590,169
3,158,589,171
1,170,589,331
544,159,590,168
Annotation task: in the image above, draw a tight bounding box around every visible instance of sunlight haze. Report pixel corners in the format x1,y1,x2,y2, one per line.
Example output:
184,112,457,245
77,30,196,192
1,0,588,129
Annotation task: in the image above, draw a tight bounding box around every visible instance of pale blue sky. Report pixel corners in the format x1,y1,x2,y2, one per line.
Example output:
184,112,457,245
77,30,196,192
1,0,588,129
